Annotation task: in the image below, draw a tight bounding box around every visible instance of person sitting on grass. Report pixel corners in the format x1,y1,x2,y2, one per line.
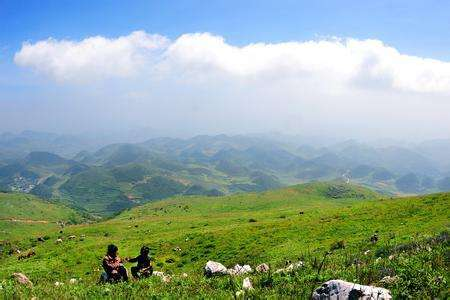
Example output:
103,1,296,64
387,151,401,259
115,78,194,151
128,245,153,279
100,244,128,283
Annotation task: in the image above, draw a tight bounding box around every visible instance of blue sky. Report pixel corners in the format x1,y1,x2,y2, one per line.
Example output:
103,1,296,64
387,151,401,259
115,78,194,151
1,0,450,139
1,0,449,59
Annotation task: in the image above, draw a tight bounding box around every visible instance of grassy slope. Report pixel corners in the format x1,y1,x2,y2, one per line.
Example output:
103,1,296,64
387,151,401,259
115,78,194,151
0,192,83,245
0,182,448,298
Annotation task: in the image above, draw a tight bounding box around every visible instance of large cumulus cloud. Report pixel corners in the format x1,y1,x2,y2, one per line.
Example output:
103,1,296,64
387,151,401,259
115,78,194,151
14,31,450,94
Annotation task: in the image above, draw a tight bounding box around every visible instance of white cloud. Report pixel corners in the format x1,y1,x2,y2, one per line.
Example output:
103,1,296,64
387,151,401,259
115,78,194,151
14,31,168,82
14,31,450,94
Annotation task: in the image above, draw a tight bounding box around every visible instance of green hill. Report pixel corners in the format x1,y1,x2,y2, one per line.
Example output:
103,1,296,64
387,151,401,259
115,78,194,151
0,192,84,250
0,182,448,298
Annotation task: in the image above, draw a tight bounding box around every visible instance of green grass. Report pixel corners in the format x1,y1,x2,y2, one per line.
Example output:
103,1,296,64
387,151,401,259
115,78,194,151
0,182,448,299
0,192,84,249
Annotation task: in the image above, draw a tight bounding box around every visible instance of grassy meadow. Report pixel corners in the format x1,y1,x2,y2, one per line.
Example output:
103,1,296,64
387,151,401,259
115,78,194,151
0,182,448,298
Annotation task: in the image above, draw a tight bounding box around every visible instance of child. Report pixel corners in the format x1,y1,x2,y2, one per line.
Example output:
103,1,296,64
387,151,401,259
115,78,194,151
129,246,153,279
101,244,128,283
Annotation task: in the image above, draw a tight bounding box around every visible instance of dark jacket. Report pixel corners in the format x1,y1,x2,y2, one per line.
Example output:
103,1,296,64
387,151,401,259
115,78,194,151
129,254,151,269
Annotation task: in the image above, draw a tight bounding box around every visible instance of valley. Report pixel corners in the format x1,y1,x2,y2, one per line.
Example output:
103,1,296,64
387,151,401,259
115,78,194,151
1,132,450,217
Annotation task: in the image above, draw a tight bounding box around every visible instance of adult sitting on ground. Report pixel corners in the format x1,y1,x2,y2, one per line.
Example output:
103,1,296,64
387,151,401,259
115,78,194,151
128,245,153,279
100,244,128,283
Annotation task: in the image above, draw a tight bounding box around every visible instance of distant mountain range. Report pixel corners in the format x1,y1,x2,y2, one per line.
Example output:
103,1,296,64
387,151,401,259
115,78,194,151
0,131,449,216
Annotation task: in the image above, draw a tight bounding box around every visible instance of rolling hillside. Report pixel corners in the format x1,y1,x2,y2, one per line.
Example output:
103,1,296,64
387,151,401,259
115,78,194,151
0,182,448,298
1,134,450,217
0,192,84,249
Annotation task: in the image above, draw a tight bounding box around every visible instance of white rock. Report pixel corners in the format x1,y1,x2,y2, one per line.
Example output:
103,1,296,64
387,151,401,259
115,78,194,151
364,250,371,255
54,281,64,287
55,238,63,244
153,271,165,277
380,276,399,285
242,277,253,290
69,278,77,284
274,261,304,274
12,273,32,286
388,255,395,260
255,263,270,273
162,275,171,283
228,264,252,276
204,261,228,277
181,273,188,278
285,261,304,272
312,279,392,300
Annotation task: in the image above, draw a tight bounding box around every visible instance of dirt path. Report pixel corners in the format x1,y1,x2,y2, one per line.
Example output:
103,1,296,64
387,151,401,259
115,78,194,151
1,218,49,224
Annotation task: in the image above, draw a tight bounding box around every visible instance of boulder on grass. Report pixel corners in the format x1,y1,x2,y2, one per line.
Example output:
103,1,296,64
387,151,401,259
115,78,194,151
204,260,228,277
255,263,270,273
13,273,32,286
312,279,392,300
153,271,165,277
228,264,252,276
242,277,253,290
274,261,304,274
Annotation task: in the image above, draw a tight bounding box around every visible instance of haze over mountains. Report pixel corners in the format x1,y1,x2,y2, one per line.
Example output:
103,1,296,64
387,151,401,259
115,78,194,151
1,130,449,216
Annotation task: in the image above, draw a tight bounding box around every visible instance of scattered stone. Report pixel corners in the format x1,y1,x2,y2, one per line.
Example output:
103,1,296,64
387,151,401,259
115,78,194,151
375,257,382,263
312,279,392,300
55,238,63,244
12,273,32,286
286,261,304,272
54,281,64,287
364,250,371,255
69,278,78,284
204,261,228,277
18,249,35,260
153,271,165,277
380,276,399,285
275,261,303,274
162,275,172,283
255,263,270,273
388,255,395,260
173,247,182,252
228,264,252,276
182,273,188,278
242,277,253,290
